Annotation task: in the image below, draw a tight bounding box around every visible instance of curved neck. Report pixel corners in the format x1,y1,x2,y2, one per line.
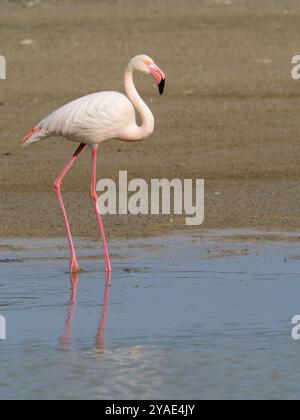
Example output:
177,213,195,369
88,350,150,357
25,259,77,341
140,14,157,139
124,67,154,140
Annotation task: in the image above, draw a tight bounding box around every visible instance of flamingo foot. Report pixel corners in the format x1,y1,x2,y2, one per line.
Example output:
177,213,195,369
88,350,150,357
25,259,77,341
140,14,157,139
70,259,80,274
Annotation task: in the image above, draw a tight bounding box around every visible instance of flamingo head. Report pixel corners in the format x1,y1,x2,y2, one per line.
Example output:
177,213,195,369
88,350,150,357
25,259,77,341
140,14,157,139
128,55,166,95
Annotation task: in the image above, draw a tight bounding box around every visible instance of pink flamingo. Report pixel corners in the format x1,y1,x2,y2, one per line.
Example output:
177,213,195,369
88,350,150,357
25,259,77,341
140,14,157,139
20,55,166,274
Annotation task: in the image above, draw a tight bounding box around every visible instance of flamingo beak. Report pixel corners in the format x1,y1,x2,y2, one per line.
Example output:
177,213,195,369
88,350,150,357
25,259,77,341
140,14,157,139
158,79,165,95
149,64,166,95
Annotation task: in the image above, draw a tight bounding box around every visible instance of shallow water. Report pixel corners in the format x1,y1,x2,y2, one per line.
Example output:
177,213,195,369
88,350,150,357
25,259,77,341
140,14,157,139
1,232,300,400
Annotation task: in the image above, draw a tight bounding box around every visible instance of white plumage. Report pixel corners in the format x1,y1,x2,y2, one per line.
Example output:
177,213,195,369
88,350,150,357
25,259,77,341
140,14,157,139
31,92,136,146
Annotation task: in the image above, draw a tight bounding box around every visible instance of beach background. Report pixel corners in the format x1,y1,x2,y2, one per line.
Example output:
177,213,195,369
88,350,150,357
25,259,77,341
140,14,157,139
0,0,300,240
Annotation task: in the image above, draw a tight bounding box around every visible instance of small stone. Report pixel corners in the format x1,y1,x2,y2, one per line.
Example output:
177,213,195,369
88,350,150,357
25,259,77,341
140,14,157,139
20,39,34,46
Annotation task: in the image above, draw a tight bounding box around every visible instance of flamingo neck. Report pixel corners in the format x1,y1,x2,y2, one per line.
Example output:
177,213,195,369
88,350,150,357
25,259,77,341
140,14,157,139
124,67,154,140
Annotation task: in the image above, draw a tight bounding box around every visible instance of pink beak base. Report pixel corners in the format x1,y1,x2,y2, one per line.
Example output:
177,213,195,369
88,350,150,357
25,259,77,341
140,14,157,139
149,64,166,95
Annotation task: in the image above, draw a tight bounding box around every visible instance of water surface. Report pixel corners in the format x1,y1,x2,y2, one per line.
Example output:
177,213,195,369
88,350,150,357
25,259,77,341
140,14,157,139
1,232,300,400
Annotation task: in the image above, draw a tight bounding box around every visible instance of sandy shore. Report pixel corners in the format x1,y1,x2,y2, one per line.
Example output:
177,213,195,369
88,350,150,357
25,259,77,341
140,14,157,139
1,0,300,240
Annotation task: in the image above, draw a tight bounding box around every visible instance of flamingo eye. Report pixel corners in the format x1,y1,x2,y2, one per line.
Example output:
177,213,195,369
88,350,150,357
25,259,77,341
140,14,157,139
144,60,151,65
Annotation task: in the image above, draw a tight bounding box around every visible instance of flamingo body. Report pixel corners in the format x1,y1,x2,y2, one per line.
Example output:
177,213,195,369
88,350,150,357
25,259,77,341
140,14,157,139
20,55,166,274
25,91,140,147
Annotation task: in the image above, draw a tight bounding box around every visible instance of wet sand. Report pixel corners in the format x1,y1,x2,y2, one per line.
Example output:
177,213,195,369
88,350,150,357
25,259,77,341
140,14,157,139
1,0,300,240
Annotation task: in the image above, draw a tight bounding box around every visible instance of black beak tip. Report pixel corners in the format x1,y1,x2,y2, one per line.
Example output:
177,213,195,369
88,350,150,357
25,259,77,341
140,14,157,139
158,79,165,95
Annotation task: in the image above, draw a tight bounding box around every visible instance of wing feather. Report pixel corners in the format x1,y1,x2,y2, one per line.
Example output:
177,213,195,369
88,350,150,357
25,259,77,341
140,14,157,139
39,91,135,144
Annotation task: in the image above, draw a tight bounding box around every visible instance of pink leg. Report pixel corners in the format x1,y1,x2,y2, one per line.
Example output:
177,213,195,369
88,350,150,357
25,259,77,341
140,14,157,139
90,145,112,273
53,143,86,273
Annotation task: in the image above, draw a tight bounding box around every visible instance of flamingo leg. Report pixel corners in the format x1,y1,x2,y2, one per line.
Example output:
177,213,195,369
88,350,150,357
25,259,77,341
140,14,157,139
53,143,86,273
90,145,112,273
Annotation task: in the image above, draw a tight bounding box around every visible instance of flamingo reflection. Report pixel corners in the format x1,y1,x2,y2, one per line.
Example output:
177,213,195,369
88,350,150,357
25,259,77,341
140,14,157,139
59,272,111,351
96,272,111,353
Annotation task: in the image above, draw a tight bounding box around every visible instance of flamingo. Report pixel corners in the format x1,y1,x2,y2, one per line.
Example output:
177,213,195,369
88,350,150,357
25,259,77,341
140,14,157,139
20,55,166,274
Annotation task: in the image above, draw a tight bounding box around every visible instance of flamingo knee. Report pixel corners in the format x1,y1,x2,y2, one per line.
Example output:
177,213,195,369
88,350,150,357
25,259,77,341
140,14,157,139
53,179,61,193
90,190,98,205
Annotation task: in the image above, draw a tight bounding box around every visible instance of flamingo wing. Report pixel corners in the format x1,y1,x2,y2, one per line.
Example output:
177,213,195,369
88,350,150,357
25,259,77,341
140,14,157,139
21,91,135,147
